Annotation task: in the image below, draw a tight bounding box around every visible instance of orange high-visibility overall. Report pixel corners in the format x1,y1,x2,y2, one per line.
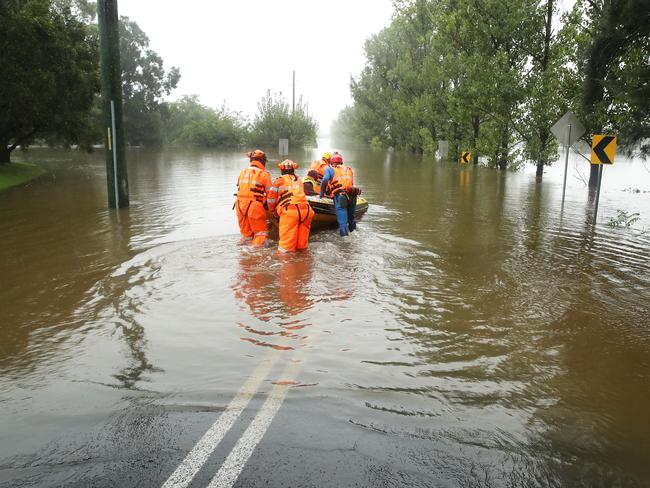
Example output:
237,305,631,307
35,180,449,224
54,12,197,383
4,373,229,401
268,174,314,253
236,160,272,246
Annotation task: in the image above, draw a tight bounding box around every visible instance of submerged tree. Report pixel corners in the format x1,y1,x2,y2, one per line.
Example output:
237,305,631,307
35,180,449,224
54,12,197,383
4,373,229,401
249,91,317,148
565,0,650,185
341,0,648,176
164,96,248,147
0,0,99,163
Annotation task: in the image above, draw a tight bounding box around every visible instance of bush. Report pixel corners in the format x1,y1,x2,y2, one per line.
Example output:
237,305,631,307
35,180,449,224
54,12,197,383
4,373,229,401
248,91,317,148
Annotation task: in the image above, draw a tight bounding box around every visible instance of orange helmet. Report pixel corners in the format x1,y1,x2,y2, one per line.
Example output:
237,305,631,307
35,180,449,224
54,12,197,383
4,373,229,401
330,153,343,165
278,159,298,170
248,149,267,164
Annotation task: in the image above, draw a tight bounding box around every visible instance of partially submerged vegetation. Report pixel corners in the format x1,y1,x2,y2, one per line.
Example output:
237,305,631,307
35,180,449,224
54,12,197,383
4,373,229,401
335,0,649,177
1,1,317,165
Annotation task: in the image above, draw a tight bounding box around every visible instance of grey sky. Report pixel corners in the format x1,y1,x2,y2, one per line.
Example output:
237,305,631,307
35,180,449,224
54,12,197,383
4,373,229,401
117,0,395,134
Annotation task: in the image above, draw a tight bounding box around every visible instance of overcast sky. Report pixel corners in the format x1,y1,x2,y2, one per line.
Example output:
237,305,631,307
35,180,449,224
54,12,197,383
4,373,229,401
117,0,395,135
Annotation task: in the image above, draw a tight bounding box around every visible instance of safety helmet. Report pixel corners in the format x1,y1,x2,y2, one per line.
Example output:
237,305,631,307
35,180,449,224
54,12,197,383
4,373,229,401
248,149,267,164
278,159,298,170
330,153,343,165
321,151,332,162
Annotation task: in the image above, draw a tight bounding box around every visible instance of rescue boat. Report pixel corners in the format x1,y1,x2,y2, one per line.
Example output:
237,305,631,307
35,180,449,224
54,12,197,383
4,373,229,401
267,195,369,231
306,195,369,229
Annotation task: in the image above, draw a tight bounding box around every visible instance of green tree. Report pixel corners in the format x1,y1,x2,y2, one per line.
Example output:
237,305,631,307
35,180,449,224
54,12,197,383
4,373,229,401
249,91,317,148
0,0,99,163
564,0,650,185
165,96,248,147
118,16,180,147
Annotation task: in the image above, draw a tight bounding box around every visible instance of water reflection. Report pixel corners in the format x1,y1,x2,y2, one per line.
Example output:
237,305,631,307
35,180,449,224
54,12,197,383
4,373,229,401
232,250,315,351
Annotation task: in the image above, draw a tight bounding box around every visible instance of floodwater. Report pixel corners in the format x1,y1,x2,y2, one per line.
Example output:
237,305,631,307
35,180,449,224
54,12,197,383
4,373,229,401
1,144,649,487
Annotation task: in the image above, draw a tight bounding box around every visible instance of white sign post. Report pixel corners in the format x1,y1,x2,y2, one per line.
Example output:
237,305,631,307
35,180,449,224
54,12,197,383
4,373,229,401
551,111,585,208
437,140,449,161
279,138,289,157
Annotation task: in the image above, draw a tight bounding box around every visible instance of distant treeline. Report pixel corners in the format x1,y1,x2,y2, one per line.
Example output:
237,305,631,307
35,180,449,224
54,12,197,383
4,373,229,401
333,0,649,179
0,0,317,164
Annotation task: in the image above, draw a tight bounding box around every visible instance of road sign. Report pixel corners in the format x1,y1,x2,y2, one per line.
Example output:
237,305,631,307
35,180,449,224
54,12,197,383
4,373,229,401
437,140,448,160
551,111,585,146
279,138,289,156
591,135,617,165
460,151,471,164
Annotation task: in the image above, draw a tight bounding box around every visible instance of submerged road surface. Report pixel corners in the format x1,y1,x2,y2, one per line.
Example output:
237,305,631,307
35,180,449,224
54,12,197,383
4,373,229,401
1,146,650,487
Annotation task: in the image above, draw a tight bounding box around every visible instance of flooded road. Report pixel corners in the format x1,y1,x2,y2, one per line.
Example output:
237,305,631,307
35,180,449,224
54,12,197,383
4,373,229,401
1,145,649,487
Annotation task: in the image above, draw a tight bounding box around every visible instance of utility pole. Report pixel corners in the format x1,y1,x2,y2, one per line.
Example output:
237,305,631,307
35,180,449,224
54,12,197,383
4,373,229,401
292,70,295,113
97,0,129,208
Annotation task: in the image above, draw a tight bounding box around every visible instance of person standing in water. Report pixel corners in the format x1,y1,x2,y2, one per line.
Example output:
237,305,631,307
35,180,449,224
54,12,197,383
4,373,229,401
235,149,272,246
267,160,314,253
320,152,359,236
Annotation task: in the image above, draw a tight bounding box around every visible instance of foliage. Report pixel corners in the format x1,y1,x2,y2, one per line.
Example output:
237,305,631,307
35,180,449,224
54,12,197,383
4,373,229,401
0,0,99,163
339,0,649,174
164,96,247,147
248,91,317,148
118,16,180,147
607,210,641,228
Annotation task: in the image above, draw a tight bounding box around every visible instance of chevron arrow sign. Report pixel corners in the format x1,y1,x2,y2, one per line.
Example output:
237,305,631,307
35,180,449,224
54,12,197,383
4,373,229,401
591,135,617,165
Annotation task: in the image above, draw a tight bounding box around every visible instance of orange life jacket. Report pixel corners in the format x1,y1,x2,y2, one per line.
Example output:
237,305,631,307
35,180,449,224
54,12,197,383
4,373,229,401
310,160,329,179
327,165,353,196
269,174,308,215
237,161,271,204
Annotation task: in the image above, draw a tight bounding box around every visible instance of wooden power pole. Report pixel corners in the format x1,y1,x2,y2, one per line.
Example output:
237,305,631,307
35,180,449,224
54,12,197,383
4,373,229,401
97,0,129,208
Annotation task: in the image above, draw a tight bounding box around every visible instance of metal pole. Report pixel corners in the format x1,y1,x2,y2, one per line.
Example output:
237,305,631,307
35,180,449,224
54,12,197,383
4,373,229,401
98,0,129,208
594,164,604,221
292,70,295,113
561,124,571,207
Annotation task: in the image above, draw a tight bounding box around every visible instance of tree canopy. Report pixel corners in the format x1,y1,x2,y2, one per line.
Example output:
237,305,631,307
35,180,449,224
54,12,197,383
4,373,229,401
0,0,99,163
336,0,649,174
248,91,318,148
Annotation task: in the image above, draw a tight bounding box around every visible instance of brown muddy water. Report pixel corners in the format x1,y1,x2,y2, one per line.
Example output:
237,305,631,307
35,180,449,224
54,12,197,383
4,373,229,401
1,144,649,487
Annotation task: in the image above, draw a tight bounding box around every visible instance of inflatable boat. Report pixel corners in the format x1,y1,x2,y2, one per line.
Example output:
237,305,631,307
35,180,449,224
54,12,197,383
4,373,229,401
268,195,369,231
306,195,369,229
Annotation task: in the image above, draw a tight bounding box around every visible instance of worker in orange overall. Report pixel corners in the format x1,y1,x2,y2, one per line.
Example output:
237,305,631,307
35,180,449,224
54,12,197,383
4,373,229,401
267,160,314,253
235,149,272,246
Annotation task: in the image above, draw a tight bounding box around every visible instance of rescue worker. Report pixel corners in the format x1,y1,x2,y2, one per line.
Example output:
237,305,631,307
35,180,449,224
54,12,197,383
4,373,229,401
268,160,314,253
309,152,332,183
235,149,272,246
302,170,321,196
319,152,359,236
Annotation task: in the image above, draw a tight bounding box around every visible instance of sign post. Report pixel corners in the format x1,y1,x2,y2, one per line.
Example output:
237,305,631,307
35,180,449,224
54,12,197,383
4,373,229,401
279,138,289,157
551,111,585,208
591,134,617,221
437,140,448,161
459,151,471,164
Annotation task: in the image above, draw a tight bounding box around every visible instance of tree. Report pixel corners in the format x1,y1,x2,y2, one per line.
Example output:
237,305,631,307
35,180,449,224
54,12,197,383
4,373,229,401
0,0,99,163
164,96,248,147
118,16,180,147
249,91,317,148
565,0,650,185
